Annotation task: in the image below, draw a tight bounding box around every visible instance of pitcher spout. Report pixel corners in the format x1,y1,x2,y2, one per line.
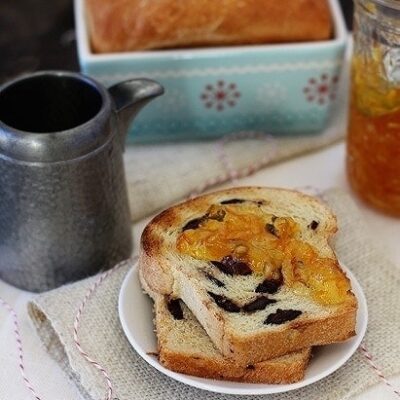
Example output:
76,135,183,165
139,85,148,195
108,78,164,140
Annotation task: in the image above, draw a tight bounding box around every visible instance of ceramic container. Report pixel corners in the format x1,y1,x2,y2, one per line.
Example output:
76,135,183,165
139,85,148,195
75,0,347,143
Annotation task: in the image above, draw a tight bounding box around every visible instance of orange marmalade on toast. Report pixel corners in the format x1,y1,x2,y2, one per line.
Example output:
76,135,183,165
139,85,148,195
176,202,351,305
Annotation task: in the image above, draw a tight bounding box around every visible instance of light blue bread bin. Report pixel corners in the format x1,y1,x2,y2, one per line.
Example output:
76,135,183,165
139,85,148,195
75,0,347,143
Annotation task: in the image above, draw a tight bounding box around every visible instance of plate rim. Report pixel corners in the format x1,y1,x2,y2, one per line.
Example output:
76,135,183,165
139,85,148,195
118,261,368,395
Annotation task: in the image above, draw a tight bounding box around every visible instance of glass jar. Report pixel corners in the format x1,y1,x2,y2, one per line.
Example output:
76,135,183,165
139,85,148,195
347,0,400,216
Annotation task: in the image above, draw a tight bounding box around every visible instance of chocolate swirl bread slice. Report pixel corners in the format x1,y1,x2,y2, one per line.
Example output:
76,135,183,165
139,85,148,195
139,187,357,365
140,272,312,383
154,296,311,383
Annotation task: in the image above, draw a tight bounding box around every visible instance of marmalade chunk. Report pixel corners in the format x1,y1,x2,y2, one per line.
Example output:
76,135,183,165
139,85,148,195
176,203,351,305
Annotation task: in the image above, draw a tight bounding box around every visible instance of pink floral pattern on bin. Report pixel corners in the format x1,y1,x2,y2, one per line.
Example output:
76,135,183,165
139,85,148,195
201,80,241,111
303,73,339,105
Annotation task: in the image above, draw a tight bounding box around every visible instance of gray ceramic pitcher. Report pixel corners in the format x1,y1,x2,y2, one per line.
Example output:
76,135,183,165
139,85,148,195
0,71,163,292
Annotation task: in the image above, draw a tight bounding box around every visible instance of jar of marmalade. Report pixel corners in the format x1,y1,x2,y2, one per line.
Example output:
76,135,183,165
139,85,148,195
347,0,400,216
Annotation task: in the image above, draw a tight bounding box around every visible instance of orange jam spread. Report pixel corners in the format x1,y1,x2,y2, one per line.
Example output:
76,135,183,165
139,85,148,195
281,241,351,305
176,203,351,305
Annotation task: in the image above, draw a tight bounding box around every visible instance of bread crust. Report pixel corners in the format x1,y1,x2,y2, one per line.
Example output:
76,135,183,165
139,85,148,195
139,186,357,365
86,0,332,53
159,347,311,384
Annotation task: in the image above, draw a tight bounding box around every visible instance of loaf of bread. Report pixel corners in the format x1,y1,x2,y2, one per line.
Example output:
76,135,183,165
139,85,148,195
86,0,333,53
146,291,312,383
139,187,357,365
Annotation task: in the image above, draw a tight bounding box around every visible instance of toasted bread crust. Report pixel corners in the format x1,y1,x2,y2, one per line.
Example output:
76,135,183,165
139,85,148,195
159,347,311,384
139,187,357,364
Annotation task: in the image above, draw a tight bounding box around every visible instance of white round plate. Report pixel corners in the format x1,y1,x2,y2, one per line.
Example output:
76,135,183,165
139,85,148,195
119,261,368,395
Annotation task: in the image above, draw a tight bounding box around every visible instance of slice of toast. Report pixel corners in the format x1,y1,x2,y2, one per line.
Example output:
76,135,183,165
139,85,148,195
145,286,312,383
139,187,357,365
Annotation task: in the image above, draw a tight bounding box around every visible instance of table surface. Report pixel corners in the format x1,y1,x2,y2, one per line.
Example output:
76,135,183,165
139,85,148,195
1,141,400,400
1,1,399,399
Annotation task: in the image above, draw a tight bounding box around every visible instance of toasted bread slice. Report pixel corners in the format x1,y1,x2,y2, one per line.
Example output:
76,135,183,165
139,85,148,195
142,276,312,384
139,187,357,365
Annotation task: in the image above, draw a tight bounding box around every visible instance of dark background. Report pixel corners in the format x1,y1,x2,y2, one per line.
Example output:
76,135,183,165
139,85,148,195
0,0,353,85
